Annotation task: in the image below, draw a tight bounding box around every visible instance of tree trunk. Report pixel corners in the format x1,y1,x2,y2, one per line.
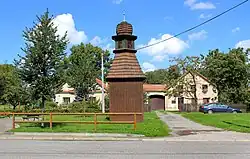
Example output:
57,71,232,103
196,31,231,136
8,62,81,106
41,96,45,127
192,74,198,111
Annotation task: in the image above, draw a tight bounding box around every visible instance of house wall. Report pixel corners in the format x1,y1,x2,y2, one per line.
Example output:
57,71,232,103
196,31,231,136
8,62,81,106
164,72,218,111
165,88,179,111
183,73,218,105
55,93,76,105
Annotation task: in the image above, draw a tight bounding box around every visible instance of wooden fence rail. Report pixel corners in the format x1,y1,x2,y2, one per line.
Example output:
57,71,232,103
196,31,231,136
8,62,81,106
8,112,142,131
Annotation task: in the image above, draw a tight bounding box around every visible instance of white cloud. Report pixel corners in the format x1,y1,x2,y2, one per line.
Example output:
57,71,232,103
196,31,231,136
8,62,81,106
89,36,114,52
232,27,240,33
142,62,157,72
53,13,87,44
235,40,250,49
188,30,208,41
152,55,167,62
184,0,216,10
140,34,189,62
113,0,123,4
199,13,212,19
90,36,102,46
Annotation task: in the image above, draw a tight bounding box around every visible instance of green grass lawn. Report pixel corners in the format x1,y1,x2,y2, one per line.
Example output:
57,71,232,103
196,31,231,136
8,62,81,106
11,112,170,137
181,112,250,133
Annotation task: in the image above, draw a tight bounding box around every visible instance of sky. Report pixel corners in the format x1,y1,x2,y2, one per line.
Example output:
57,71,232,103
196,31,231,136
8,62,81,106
0,0,249,72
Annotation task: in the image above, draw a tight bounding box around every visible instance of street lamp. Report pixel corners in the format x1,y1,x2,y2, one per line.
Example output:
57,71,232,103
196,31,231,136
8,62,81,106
101,51,105,113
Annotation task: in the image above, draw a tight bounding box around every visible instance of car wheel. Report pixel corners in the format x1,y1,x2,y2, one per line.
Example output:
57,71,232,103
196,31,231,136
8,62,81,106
208,110,213,114
233,111,237,114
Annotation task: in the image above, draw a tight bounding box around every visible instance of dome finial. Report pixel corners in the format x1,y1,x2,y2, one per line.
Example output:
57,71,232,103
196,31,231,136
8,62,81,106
123,10,126,21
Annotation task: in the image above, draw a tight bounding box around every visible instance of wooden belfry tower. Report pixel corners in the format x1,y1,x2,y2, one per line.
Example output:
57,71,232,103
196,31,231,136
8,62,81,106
106,18,146,122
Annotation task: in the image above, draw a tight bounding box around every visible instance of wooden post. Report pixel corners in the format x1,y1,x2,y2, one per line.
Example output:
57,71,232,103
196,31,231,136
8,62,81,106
50,113,52,129
12,113,15,129
134,113,136,131
94,114,97,132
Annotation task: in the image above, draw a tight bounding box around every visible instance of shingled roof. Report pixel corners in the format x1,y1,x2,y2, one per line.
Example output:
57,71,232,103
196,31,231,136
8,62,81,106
106,52,145,79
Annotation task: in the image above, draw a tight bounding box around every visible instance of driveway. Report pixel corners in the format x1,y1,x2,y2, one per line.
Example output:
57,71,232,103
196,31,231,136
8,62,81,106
0,118,12,133
157,112,222,136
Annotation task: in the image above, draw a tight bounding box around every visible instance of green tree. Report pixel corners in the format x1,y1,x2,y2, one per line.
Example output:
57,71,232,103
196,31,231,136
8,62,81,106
202,48,249,104
67,43,111,100
0,64,25,109
15,9,68,111
145,65,180,84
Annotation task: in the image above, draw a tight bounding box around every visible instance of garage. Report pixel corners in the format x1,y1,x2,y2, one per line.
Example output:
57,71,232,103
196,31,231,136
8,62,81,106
149,95,165,110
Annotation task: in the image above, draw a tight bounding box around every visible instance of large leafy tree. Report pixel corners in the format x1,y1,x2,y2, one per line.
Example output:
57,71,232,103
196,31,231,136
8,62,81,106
145,65,180,84
0,64,30,109
67,43,111,100
15,9,68,110
202,48,249,104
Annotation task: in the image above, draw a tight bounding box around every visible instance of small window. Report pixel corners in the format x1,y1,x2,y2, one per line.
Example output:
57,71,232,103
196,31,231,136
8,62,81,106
63,97,70,105
203,98,210,104
190,85,195,91
172,99,176,104
202,85,208,93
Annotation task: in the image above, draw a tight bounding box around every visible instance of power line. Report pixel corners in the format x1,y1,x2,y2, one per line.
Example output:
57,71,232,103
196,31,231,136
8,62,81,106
136,0,249,51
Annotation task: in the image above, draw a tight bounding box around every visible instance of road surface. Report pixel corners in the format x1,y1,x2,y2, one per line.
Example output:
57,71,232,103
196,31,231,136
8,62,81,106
0,140,249,159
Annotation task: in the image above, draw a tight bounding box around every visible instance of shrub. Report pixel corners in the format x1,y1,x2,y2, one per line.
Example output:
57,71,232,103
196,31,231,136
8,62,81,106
45,101,57,109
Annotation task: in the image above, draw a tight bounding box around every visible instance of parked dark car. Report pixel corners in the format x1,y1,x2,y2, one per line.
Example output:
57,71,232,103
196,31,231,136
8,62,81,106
199,103,242,114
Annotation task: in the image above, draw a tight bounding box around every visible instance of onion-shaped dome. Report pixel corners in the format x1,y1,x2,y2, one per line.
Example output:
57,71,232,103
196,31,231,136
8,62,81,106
116,21,133,35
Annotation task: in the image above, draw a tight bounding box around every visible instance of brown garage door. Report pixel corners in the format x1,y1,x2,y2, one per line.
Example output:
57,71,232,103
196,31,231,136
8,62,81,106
150,95,165,110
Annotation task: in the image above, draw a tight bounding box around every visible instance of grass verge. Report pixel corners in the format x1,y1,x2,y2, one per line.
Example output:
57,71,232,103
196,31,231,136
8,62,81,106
181,112,250,133
11,112,170,137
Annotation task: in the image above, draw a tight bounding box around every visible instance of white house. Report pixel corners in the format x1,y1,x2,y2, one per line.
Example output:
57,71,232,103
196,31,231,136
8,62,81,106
54,79,108,105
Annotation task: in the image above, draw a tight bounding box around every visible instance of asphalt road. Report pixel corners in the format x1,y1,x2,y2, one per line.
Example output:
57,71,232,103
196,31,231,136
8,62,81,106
0,140,250,159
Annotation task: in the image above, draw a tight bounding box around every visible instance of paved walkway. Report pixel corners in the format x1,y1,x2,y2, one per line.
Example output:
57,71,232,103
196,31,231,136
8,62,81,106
0,118,12,133
157,112,222,136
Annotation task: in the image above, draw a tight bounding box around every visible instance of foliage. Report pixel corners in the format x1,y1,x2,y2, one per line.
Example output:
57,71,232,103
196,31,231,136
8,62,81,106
201,48,249,104
15,9,68,110
67,43,111,100
145,65,180,84
0,64,30,109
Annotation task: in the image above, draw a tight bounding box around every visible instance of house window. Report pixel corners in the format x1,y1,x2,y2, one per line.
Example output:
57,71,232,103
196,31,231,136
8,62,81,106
203,98,210,104
90,97,96,101
172,99,176,104
202,85,208,93
190,85,195,92
63,97,70,105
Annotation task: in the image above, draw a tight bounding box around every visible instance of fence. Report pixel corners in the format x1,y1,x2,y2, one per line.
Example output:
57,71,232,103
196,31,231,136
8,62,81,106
9,112,142,131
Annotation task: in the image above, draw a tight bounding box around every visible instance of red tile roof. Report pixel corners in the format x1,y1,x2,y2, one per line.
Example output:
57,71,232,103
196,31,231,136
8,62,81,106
143,84,167,92
96,78,166,92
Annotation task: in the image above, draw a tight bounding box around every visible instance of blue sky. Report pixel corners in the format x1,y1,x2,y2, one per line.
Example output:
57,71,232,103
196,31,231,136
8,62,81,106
0,0,249,72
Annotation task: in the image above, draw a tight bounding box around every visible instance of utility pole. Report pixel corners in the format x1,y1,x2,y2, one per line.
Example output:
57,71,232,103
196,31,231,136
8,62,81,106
101,51,105,113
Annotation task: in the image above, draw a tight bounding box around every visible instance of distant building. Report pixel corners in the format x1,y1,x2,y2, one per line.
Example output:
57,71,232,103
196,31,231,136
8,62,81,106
54,71,218,111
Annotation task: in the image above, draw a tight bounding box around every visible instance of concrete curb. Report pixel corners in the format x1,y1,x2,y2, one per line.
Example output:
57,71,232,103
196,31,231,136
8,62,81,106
1,135,250,141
